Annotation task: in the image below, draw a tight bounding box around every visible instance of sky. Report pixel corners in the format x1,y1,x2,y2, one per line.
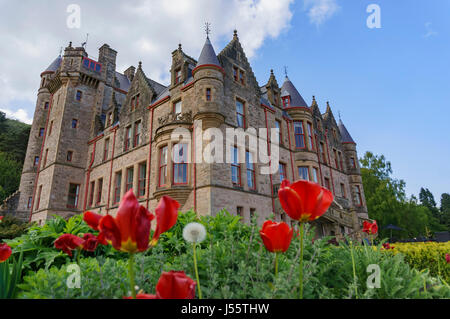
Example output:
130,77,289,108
0,0,449,204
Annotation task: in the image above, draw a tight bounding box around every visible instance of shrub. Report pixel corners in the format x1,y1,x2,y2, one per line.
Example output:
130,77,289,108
390,242,450,283
0,215,30,240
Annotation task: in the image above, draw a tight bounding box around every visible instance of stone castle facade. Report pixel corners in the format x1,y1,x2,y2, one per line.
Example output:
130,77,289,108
10,31,370,239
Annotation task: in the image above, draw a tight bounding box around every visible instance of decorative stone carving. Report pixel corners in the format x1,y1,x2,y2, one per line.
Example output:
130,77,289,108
158,110,192,126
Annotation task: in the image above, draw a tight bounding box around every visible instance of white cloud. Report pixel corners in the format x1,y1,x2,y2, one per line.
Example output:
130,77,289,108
0,0,294,120
424,22,437,38
303,0,339,26
0,108,33,124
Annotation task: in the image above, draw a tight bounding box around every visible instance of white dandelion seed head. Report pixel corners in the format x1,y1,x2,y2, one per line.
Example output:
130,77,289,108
183,222,207,243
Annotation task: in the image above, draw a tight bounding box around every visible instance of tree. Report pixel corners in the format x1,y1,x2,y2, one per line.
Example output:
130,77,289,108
0,152,22,203
360,151,445,239
419,188,442,222
440,193,450,229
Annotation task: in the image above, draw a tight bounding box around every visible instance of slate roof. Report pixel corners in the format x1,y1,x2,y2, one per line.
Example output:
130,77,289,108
43,56,62,73
280,76,308,107
144,76,167,96
196,37,221,67
114,71,131,92
338,119,356,144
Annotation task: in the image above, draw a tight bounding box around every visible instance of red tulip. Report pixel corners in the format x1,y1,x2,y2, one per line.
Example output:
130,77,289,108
382,242,394,250
54,234,85,257
154,271,196,299
446,253,450,264
151,196,180,246
363,220,378,235
83,211,103,231
82,233,106,252
99,190,155,253
0,243,12,263
278,179,333,222
259,220,293,253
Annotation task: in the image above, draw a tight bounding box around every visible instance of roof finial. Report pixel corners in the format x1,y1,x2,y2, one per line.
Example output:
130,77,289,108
69,41,72,48
205,22,211,38
233,29,238,38
312,95,316,101
338,110,341,121
178,43,182,51
284,66,288,78
138,61,142,69
59,46,63,57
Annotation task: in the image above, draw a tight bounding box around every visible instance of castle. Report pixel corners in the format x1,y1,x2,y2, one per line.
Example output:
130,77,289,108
8,30,370,239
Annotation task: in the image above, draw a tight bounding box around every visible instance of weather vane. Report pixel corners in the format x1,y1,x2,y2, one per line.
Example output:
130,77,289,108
59,46,63,56
205,22,211,38
338,110,342,120
284,66,288,77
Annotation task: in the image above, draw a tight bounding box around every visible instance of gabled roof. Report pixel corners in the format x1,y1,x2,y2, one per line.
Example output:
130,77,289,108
338,119,356,144
114,71,131,92
42,55,62,74
280,76,308,107
196,37,221,67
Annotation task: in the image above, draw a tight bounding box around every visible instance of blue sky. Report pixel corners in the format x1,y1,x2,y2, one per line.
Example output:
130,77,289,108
0,0,448,204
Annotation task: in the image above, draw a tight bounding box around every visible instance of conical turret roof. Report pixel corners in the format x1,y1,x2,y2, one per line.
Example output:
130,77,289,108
280,76,308,107
196,37,220,67
43,55,62,74
338,119,356,144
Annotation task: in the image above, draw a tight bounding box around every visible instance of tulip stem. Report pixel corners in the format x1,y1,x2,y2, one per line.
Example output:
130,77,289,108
299,222,304,299
128,253,136,299
349,240,358,299
275,252,279,277
193,243,202,299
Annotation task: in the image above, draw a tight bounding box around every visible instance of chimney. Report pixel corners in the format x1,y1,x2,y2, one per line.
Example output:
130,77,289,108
124,66,136,82
98,44,117,85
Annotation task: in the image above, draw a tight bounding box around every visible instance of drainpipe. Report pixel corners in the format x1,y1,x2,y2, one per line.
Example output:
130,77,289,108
106,126,118,213
324,129,336,195
264,108,275,213
29,93,53,222
285,118,295,181
83,140,97,211
192,122,197,213
146,107,154,209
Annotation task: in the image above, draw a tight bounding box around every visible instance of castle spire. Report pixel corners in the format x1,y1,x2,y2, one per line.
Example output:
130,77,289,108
338,118,356,144
195,29,220,68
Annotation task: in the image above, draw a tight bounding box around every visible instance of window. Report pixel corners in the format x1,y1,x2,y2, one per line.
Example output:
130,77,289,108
350,157,357,169
307,122,314,150
72,119,78,129
294,121,305,149
27,197,32,209
44,102,49,110
231,146,241,186
82,58,101,72
174,100,182,119
49,121,53,135
76,90,82,101
236,99,245,128
282,97,290,107
39,128,45,137
279,163,287,183
275,120,282,144
354,185,362,206
237,206,243,218
319,142,327,163
233,67,239,81
96,178,103,205
67,151,73,162
338,152,344,171
206,88,211,101
125,126,132,151
158,146,168,187
67,183,80,209
324,178,331,190
36,185,42,210
135,94,140,108
114,171,122,204
239,70,245,85
316,119,321,131
43,149,48,167
126,167,134,192
173,143,188,185
340,183,347,198
103,138,110,161
246,151,256,190
89,181,95,208
312,167,319,184
175,69,182,84
34,156,39,167
298,166,309,180
134,120,142,147
138,162,146,198
333,149,339,169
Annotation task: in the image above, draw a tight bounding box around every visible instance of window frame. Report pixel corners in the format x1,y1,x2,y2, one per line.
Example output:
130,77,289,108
125,126,132,151
294,121,306,149
67,150,73,162
298,166,309,181
88,181,95,208
72,119,78,129
125,167,134,193
354,185,363,206
246,151,256,191
307,122,315,150
75,90,82,101
103,138,110,161
235,99,246,128
158,146,168,187
279,162,287,183
138,162,147,198
231,146,241,187
172,143,188,185
134,120,142,147
66,183,80,209
96,178,103,205
113,171,122,205
206,88,211,101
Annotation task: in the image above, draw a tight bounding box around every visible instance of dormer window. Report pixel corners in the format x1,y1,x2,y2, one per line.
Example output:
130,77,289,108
175,69,182,84
282,97,290,107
